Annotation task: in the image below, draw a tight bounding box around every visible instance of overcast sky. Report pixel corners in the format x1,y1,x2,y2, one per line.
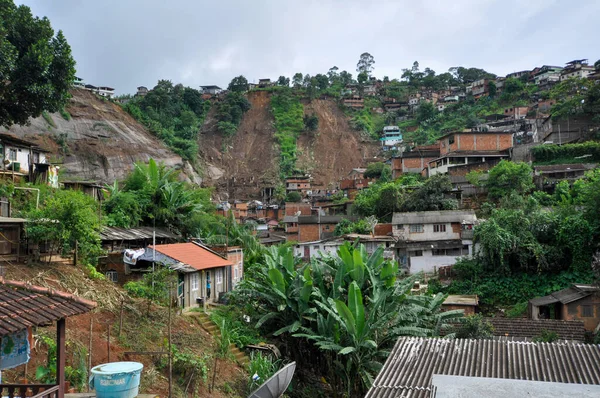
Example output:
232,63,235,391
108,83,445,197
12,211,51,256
19,0,599,95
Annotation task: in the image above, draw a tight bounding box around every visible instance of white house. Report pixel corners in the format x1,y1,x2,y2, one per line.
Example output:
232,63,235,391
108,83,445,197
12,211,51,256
0,133,48,176
381,126,403,150
200,85,223,95
293,234,396,262
392,210,476,274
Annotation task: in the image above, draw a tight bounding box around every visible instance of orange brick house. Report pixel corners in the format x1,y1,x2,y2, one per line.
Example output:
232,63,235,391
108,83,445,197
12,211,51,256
392,144,440,178
426,130,513,177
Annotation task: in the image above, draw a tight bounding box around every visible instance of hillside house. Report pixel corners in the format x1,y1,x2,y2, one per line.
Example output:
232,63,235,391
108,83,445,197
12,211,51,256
73,76,85,88
503,106,529,119
339,168,372,199
366,337,600,398
200,85,223,95
283,214,350,243
442,295,478,315
285,176,311,196
143,242,237,308
0,217,26,261
293,234,396,262
392,210,476,274
258,79,272,88
560,59,595,80
506,70,530,79
470,79,489,98
62,181,105,201
427,131,513,177
494,77,505,94
0,133,49,179
342,95,364,109
533,65,563,88
534,163,597,191
380,126,403,150
391,144,440,178
383,98,408,111
136,86,149,96
363,84,377,96
529,284,600,331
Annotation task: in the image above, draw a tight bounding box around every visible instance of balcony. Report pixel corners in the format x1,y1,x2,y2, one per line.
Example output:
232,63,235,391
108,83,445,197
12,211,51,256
461,229,474,240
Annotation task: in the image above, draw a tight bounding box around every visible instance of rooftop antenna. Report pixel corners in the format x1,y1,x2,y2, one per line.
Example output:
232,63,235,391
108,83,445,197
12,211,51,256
248,362,296,398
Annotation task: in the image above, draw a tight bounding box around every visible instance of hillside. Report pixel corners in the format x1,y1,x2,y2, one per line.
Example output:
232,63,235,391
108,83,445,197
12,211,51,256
1,89,201,184
199,91,379,199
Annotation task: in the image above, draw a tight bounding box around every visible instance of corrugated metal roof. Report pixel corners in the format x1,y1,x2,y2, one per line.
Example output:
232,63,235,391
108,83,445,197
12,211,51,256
486,318,586,342
100,226,179,241
151,242,233,272
366,337,600,398
0,278,96,336
392,210,476,225
530,284,599,306
443,295,478,306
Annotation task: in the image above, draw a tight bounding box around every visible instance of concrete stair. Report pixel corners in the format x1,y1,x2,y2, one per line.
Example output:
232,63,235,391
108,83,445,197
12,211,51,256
185,311,250,367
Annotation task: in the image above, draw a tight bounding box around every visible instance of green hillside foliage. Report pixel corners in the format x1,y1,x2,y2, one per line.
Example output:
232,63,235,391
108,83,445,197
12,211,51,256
123,80,209,161
270,88,305,178
532,141,600,164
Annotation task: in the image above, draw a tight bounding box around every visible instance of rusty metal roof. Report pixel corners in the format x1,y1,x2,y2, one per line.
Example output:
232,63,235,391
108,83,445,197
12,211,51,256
486,318,586,342
366,337,600,398
530,284,599,306
0,278,96,336
100,226,179,242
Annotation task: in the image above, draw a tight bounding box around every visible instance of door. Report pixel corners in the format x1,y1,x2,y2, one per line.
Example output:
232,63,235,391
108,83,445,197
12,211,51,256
178,273,184,307
304,246,310,261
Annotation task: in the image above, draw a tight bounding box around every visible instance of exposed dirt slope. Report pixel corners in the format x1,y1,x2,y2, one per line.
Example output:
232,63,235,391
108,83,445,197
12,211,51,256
1,89,200,184
200,92,378,199
298,99,378,190
199,90,278,199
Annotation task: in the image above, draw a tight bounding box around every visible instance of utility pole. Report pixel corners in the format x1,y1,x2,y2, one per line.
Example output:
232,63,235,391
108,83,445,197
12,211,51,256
168,281,173,398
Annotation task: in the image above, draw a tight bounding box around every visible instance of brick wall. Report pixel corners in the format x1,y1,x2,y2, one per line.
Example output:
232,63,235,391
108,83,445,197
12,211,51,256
442,133,512,155
285,203,311,216
299,224,321,242
562,295,600,331
442,304,476,315
374,224,393,235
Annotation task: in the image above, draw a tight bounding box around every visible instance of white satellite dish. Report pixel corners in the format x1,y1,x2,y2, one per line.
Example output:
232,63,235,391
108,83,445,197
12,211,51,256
248,362,296,398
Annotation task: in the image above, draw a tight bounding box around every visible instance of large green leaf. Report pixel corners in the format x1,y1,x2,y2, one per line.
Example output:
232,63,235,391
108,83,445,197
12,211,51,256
335,299,356,336
352,249,365,285
348,281,365,339
268,268,287,299
339,346,355,355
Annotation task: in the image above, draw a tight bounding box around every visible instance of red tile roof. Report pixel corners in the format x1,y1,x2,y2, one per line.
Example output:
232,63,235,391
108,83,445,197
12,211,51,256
0,278,96,336
150,243,233,271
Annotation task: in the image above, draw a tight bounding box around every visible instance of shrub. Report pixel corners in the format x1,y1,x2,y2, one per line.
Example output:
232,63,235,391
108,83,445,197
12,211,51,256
247,352,281,393
531,142,600,163
59,107,71,121
533,330,559,343
506,301,528,318
285,191,302,202
303,114,318,131
455,314,494,339
42,111,56,128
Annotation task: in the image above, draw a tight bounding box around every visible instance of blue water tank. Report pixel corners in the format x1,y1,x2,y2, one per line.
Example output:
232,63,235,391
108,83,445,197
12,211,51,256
89,362,144,398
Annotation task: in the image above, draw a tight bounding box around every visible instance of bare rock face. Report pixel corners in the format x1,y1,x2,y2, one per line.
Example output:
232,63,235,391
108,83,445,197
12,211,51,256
1,89,201,184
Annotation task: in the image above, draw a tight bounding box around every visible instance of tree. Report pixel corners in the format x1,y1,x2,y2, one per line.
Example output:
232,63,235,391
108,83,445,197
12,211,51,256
401,175,458,212
234,244,462,396
285,191,302,202
488,80,497,98
416,101,436,123
314,74,329,91
303,114,318,131
277,76,290,87
455,314,494,339
364,162,387,179
27,190,101,264
357,71,368,85
292,73,303,89
327,66,339,85
0,0,76,127
356,52,375,76
485,160,534,200
339,70,353,86
228,75,249,93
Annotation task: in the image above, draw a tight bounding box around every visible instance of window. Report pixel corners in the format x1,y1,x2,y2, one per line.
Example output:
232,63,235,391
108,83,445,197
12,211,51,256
432,249,445,256
191,273,199,291
409,224,423,233
313,245,320,251
8,149,17,161
325,225,330,231
448,135,455,145
233,266,238,280
395,224,404,230
433,224,446,233
105,270,118,282
582,305,593,317
216,269,223,284
410,250,423,257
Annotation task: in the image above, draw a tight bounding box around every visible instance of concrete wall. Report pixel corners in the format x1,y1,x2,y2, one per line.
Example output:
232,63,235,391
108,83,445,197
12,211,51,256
409,252,465,274
394,222,462,241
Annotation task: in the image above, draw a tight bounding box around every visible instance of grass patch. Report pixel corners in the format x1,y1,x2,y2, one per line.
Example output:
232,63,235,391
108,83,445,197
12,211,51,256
270,88,305,178
42,111,56,128
59,107,71,121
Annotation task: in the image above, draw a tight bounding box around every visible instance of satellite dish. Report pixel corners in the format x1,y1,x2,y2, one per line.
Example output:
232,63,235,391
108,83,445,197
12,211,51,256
248,362,296,398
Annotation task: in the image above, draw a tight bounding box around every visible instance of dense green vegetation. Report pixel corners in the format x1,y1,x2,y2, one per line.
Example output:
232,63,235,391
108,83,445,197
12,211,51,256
232,244,462,396
532,141,600,164
215,91,251,137
123,80,209,161
0,0,76,127
431,164,600,307
353,174,456,221
270,88,305,177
